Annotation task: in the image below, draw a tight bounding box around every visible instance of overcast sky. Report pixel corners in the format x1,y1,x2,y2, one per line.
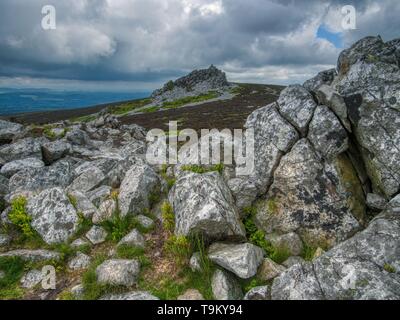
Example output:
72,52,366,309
0,0,398,91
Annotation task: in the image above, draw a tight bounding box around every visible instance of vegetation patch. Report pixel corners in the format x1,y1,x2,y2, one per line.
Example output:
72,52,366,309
383,263,396,273
0,256,26,299
110,98,152,115
162,91,220,110
161,202,175,232
8,197,39,241
181,164,224,174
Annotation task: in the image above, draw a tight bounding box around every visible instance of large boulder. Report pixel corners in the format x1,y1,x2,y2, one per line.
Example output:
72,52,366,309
271,206,400,300
0,137,44,162
277,85,317,135
211,269,243,300
169,172,245,241
118,163,160,216
67,166,105,193
8,160,73,198
0,158,45,178
26,187,79,244
255,139,362,247
208,242,264,279
0,120,23,144
303,68,337,92
42,140,71,164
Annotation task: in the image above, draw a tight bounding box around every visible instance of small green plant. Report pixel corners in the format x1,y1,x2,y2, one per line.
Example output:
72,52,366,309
301,243,318,261
161,202,175,232
75,213,93,238
160,165,176,191
116,245,151,268
8,197,36,239
68,194,78,208
148,191,161,208
0,256,26,299
81,254,108,300
383,263,396,273
164,235,192,266
181,164,224,174
101,212,135,243
43,125,57,140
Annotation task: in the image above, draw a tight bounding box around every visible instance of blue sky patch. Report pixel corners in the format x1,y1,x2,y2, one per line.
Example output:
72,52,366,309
317,25,344,48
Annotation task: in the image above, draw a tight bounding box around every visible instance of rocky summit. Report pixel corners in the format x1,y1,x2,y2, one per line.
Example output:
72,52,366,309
0,36,399,300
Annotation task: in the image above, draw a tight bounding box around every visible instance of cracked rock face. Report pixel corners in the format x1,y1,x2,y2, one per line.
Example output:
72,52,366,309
277,84,317,135
271,207,400,300
169,172,246,241
256,139,361,246
26,187,79,244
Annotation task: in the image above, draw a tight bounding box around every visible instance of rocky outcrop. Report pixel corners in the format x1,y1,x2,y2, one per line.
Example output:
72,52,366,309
271,205,400,300
170,172,245,241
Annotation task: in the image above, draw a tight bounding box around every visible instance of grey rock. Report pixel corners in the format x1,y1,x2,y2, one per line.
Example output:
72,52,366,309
9,160,73,198
257,258,286,281
70,238,90,249
26,187,79,244
308,105,349,159
1,157,45,178
100,291,159,300
0,249,60,262
119,163,159,216
68,252,91,270
0,233,11,246
92,199,116,224
86,185,112,207
243,286,271,300
170,172,245,241
303,68,337,92
177,289,205,300
20,269,43,289
135,214,154,230
282,256,305,268
0,120,23,143
0,137,44,162
42,140,71,164
271,207,400,300
96,259,140,287
117,229,145,249
366,193,388,211
68,166,105,193
190,252,202,272
315,84,351,131
68,190,97,219
265,232,304,257
208,242,264,279
86,226,107,245
277,84,317,135
66,128,90,146
212,269,243,300
256,139,361,246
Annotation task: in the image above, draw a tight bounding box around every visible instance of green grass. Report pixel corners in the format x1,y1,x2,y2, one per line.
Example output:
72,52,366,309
164,235,192,267
101,212,136,243
116,245,151,267
161,202,175,232
229,85,244,95
181,164,224,175
110,98,152,115
8,197,40,241
0,256,26,299
142,106,160,113
75,213,93,239
161,91,220,109
383,263,396,273
71,114,97,123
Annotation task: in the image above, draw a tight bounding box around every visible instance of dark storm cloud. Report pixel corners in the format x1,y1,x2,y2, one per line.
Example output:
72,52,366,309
0,0,398,88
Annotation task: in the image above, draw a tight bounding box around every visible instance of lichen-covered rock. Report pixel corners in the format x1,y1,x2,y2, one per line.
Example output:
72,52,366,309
315,85,351,131
308,105,349,159
265,232,304,257
255,139,361,246
271,207,400,300
208,242,264,279
20,270,43,289
96,259,140,287
100,291,159,300
0,137,44,162
135,215,154,230
0,249,60,262
118,164,160,216
68,252,91,270
303,68,337,92
170,172,245,241
85,226,107,245
0,120,23,144
117,229,145,249
68,191,97,219
68,166,105,193
9,160,73,198
42,140,71,164
257,258,286,281
366,193,388,211
243,286,271,300
277,85,317,135
26,187,79,244
86,185,112,207
0,157,45,178
92,199,116,224
211,269,243,300
66,128,90,146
